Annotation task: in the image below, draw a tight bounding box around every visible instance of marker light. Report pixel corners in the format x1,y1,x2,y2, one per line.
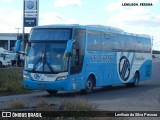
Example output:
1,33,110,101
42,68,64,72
56,76,67,81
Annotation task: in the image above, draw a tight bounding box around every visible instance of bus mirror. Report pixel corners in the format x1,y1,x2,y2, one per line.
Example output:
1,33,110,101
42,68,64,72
66,40,75,53
65,52,72,57
15,40,26,55
15,40,21,53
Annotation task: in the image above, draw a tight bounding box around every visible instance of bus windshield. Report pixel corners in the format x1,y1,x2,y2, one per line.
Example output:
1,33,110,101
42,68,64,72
25,42,68,73
29,29,71,41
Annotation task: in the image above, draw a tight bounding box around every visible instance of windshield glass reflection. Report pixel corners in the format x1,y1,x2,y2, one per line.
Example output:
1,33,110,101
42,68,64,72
25,42,68,73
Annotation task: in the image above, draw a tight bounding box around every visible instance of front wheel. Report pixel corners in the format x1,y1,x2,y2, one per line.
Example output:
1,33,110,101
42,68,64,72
81,76,94,94
47,90,58,95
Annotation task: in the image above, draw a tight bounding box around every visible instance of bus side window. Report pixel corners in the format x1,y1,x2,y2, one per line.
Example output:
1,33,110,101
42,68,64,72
71,49,79,66
142,38,151,53
124,36,129,51
144,38,151,53
102,33,114,51
113,34,125,51
87,31,101,51
125,36,136,52
70,49,80,74
120,36,125,51
136,38,143,52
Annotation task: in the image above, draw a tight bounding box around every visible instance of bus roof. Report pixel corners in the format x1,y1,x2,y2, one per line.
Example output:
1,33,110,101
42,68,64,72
32,24,150,38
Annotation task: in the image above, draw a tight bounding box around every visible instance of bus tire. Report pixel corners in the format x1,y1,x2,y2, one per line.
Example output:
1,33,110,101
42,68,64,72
47,90,58,95
0,62,2,68
133,72,139,87
126,72,139,87
81,76,95,94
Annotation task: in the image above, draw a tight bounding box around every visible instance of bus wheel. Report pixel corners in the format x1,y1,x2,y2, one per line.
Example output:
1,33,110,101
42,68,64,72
0,62,2,68
133,72,139,87
81,76,94,93
47,90,58,95
126,72,139,87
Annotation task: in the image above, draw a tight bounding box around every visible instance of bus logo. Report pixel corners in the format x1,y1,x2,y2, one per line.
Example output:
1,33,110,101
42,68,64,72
119,56,130,81
34,73,41,80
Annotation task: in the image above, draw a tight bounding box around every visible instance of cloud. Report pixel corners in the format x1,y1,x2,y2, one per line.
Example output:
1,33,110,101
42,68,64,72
104,1,122,12
1,0,13,2
65,19,78,24
105,0,160,29
0,7,23,33
0,8,79,33
53,0,81,7
107,8,160,28
39,12,78,25
104,0,160,50
39,12,64,25
125,18,160,28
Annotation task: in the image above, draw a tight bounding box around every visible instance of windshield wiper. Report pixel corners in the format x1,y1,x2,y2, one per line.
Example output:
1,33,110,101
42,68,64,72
45,60,54,72
32,49,45,71
43,43,54,72
32,57,43,71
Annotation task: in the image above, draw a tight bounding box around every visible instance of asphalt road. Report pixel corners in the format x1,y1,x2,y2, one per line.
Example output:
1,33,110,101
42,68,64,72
0,59,160,111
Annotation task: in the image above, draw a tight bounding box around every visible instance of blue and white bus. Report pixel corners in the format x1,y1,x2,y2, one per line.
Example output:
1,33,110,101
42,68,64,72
16,24,152,94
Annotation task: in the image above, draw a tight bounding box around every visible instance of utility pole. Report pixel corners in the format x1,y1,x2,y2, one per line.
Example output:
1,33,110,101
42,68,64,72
15,28,21,36
152,36,154,55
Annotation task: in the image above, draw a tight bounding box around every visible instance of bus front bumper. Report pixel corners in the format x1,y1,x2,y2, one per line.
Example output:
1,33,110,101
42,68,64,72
23,78,72,91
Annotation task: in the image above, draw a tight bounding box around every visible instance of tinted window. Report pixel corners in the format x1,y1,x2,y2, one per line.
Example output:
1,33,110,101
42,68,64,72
135,38,144,52
102,33,114,51
142,38,151,53
86,30,151,53
74,29,86,56
113,34,125,51
125,36,136,52
71,29,86,74
30,29,72,41
87,31,101,51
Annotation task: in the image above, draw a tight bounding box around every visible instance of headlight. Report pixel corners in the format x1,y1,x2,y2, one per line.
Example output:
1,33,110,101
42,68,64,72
23,74,30,79
56,76,67,81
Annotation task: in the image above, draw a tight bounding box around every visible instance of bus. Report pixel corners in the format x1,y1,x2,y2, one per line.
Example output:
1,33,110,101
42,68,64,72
15,24,152,94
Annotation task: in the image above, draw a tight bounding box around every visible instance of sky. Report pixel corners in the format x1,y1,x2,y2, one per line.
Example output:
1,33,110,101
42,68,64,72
0,0,160,50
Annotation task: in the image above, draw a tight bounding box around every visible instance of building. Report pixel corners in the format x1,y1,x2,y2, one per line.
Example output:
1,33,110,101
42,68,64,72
0,33,17,51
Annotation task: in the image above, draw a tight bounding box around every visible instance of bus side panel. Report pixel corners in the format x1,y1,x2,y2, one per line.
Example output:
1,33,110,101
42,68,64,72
103,52,117,86
115,52,136,84
85,63,104,87
133,53,152,81
116,52,152,84
103,65,115,86
138,60,152,81
83,52,117,87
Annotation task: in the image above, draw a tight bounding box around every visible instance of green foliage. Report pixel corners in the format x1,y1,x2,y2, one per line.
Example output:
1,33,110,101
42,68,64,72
7,99,25,109
0,68,29,94
4,98,126,120
36,99,57,111
60,97,95,111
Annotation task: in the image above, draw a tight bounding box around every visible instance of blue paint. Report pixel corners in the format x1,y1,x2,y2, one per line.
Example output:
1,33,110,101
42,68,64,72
22,24,152,92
